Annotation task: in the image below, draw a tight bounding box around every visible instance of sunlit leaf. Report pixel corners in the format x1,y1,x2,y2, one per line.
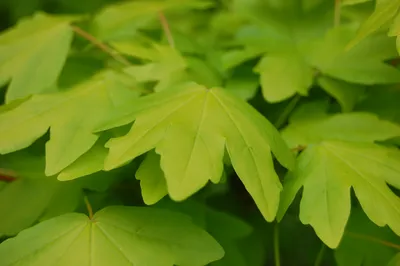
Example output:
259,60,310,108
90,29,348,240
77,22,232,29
0,71,139,175
136,150,168,205
103,83,295,221
278,113,400,248
0,12,79,102
0,206,224,266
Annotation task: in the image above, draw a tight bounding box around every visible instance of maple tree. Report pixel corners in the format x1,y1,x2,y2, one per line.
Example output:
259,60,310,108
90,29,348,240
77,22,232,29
1,0,400,265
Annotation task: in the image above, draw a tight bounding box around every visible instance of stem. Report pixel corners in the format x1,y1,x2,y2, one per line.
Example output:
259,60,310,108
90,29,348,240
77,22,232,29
346,231,400,251
71,25,131,67
158,12,175,48
0,169,17,182
274,95,301,129
291,145,307,153
274,223,281,266
334,0,341,27
84,196,94,220
314,244,326,266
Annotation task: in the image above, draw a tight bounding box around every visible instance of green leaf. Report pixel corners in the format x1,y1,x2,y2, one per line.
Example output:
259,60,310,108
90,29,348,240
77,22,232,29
0,12,79,102
278,141,400,248
57,141,108,181
388,253,400,266
279,113,400,248
335,208,400,266
136,150,168,205
317,76,365,112
281,112,400,148
104,83,295,221
0,152,81,236
349,0,400,48
224,68,258,101
0,71,139,176
307,27,400,85
0,206,224,266
92,0,214,41
156,200,253,266
123,44,187,84
254,53,314,103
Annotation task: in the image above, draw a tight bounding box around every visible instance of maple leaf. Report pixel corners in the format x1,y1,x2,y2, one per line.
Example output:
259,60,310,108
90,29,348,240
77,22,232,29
136,150,168,205
92,0,214,41
0,12,79,102
157,200,253,266
278,112,400,248
253,52,314,103
0,71,139,176
305,27,400,85
0,206,224,266
102,83,295,221
349,0,400,48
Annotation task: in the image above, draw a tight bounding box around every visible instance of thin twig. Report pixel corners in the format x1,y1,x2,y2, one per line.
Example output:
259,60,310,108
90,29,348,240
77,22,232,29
274,223,281,266
274,95,301,129
346,231,400,251
158,12,175,48
334,0,341,27
71,25,132,67
314,244,326,266
0,169,17,182
84,196,94,220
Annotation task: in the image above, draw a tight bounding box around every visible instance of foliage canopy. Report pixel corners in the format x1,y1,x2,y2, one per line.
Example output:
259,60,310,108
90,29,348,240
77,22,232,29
0,0,400,265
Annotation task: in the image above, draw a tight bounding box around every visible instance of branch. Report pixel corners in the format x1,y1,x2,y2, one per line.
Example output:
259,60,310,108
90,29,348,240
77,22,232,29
274,95,301,129
158,12,175,48
334,0,341,27
0,169,17,182
71,25,132,67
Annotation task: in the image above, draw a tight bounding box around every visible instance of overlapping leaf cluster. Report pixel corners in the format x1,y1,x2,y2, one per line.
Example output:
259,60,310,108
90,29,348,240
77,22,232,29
0,0,400,265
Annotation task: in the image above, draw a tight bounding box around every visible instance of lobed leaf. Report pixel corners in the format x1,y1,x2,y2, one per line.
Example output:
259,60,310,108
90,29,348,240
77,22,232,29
254,53,313,103
0,12,79,102
279,112,400,248
0,71,139,176
135,151,168,205
0,206,224,266
104,83,295,221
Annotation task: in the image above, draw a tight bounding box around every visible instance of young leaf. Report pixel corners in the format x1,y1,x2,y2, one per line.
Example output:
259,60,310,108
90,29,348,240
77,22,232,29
254,53,313,103
57,141,108,181
278,113,400,248
317,76,365,112
136,150,168,205
123,44,187,84
0,12,79,102
349,0,400,48
306,27,400,85
281,112,400,148
279,141,400,248
0,206,224,266
104,83,295,221
156,200,253,266
0,71,139,176
92,0,214,41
